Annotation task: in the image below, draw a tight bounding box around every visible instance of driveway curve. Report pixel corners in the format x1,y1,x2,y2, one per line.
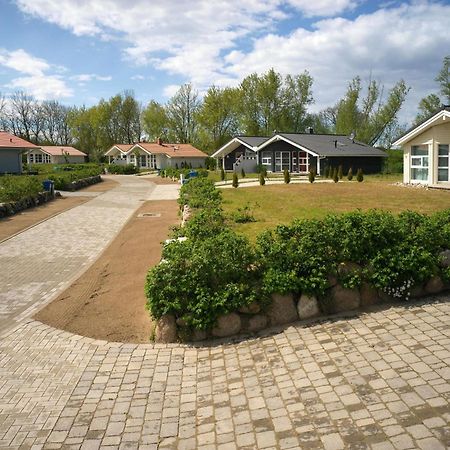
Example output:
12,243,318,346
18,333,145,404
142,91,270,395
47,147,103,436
0,175,448,450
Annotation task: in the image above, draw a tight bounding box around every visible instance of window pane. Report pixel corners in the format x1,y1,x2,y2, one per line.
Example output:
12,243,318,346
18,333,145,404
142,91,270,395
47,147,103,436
438,144,449,155
411,168,428,181
411,145,428,156
438,169,448,181
438,157,448,168
423,157,428,167
411,157,421,166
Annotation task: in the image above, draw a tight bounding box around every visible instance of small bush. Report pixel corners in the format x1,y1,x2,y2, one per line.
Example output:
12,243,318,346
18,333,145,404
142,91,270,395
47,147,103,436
259,172,266,186
178,177,222,210
284,169,290,184
0,175,42,202
333,167,339,183
241,168,246,178
220,167,225,181
232,204,256,223
338,165,343,180
308,169,315,183
232,172,239,188
107,164,138,175
357,168,364,182
347,167,353,181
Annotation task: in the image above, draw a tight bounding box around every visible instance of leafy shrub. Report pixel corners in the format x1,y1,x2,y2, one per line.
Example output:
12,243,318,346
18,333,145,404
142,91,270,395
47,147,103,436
107,164,138,174
383,149,403,174
232,204,256,223
347,167,353,181
178,177,222,209
0,175,42,202
220,167,225,181
46,166,102,189
205,157,216,170
232,172,239,188
308,169,315,183
241,168,246,178
259,172,266,186
145,229,260,330
284,169,290,184
338,165,343,179
333,167,339,183
357,168,364,182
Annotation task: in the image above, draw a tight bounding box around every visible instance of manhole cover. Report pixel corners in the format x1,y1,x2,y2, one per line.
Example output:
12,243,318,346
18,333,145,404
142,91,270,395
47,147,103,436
138,212,161,218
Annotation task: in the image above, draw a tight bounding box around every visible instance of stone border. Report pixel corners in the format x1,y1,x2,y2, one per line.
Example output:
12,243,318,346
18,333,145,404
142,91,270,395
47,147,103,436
61,174,102,191
0,190,55,218
154,256,450,344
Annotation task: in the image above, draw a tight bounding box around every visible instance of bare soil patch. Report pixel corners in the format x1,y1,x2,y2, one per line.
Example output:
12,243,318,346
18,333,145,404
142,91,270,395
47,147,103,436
34,199,180,343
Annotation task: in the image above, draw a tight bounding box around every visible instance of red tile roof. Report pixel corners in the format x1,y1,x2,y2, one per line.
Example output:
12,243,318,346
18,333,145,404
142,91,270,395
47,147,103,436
0,131,39,149
39,146,87,156
134,142,207,158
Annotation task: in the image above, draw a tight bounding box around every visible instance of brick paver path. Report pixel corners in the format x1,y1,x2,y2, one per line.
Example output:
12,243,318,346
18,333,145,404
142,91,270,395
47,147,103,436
0,176,449,449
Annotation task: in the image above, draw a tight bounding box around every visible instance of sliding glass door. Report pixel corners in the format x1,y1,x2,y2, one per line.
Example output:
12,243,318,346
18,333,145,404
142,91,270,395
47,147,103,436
275,152,290,172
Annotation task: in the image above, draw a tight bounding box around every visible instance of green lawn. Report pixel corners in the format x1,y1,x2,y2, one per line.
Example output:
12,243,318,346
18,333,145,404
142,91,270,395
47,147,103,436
221,176,450,239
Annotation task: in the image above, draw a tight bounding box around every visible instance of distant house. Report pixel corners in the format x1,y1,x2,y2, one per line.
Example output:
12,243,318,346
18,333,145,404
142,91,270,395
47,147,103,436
104,139,208,169
212,132,387,174
393,106,450,185
27,146,87,165
0,131,39,174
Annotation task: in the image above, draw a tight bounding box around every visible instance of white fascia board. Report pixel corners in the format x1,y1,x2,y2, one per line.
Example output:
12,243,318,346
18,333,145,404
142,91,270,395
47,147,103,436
35,147,52,156
211,137,255,158
104,145,128,156
393,110,450,146
129,143,153,155
256,134,319,156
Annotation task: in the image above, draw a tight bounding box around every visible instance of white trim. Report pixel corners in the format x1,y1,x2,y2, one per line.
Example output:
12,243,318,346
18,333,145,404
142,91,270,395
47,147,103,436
393,110,450,146
104,145,131,156
256,134,319,157
211,137,258,158
129,143,155,156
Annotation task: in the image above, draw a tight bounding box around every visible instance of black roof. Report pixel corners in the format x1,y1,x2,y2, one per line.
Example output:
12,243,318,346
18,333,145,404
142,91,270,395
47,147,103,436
236,136,269,147
276,133,387,157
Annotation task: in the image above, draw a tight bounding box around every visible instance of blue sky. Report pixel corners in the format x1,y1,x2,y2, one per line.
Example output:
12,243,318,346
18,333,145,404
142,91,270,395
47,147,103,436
0,0,449,125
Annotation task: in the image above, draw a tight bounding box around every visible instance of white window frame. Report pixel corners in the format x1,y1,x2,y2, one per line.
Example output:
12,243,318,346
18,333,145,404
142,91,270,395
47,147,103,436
438,144,449,182
410,145,429,183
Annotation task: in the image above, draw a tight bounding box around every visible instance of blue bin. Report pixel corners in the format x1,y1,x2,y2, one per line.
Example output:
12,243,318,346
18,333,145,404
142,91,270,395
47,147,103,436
42,180,54,194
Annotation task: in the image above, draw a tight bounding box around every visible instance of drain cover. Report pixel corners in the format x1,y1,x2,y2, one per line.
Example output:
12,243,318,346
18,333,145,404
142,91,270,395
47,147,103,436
138,212,161,218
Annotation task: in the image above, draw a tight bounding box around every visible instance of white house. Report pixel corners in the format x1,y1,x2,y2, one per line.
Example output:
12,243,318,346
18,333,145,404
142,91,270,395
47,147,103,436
105,139,207,169
0,131,39,174
393,106,450,185
27,146,87,164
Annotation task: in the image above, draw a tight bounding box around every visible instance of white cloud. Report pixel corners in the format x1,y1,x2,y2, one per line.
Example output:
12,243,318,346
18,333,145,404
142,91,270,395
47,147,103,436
0,48,73,100
131,74,145,80
71,73,112,83
0,48,50,75
163,84,181,98
12,1,450,123
6,75,73,100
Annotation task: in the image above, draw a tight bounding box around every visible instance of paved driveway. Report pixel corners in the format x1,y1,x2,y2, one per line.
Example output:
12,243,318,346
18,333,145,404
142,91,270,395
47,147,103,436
0,176,448,449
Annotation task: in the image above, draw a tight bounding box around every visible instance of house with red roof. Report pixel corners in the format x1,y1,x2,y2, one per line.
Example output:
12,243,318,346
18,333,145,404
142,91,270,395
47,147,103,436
104,139,207,169
27,146,87,165
0,131,39,174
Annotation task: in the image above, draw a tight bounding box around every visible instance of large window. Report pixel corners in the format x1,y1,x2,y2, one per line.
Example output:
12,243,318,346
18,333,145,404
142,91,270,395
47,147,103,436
411,145,428,182
438,144,449,182
275,151,290,172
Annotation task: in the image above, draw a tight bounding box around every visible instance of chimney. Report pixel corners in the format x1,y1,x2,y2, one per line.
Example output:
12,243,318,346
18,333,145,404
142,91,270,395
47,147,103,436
334,140,337,148
307,127,314,134
157,137,162,145
10,138,13,142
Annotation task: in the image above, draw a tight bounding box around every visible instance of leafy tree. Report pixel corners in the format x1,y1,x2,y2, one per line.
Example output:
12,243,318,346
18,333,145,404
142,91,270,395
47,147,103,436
283,72,314,132
196,86,239,152
415,94,441,124
334,77,409,145
436,55,449,104
166,83,200,143
142,100,168,141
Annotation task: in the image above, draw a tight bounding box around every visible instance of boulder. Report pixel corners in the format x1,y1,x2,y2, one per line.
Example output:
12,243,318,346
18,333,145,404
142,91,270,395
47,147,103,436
191,329,208,342
327,274,338,288
439,250,450,268
238,301,261,314
331,284,360,312
337,262,362,277
360,282,379,306
246,314,268,332
267,293,298,326
154,314,177,343
212,313,241,337
409,284,426,298
297,294,320,319
425,276,444,294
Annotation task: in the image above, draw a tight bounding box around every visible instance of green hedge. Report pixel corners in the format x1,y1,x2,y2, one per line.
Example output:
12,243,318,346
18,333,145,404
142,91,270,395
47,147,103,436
145,178,450,331
46,167,102,189
0,175,42,202
107,164,138,174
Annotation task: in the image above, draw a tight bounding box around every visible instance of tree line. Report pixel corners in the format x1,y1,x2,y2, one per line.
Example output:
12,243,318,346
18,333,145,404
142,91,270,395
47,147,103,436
0,58,447,160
